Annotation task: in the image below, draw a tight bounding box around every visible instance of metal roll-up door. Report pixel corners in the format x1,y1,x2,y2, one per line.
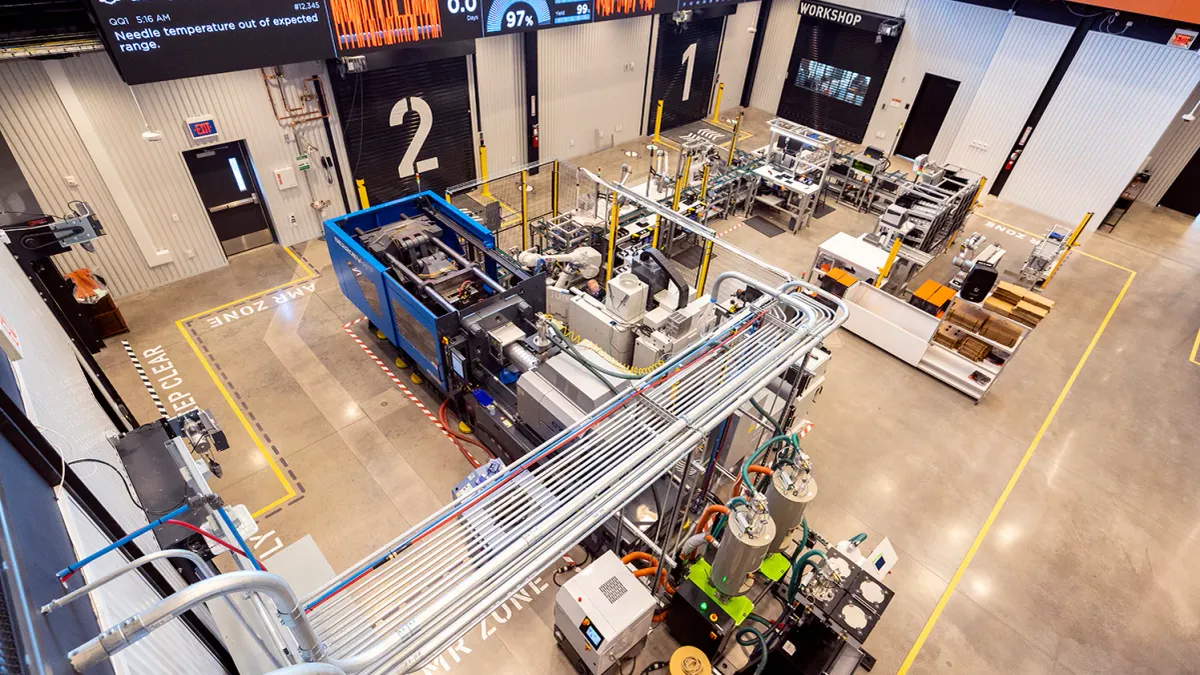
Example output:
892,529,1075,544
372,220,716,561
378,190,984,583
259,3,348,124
777,19,900,143
331,56,476,205
647,14,724,133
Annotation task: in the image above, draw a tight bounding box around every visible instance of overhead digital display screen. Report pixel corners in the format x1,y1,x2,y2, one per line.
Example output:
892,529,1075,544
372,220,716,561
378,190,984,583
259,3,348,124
89,0,337,85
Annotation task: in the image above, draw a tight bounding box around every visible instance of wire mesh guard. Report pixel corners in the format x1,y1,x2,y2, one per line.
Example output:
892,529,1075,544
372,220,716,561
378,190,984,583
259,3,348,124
303,283,845,674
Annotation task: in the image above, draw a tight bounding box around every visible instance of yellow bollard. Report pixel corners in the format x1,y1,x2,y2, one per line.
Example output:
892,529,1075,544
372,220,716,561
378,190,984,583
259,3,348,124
653,100,664,144
552,160,560,218
356,179,369,208
652,214,662,249
876,238,902,288
1042,212,1092,289
711,83,724,124
728,112,743,164
605,198,620,282
480,143,492,198
673,155,692,211
970,177,986,211
521,170,530,250
696,240,715,293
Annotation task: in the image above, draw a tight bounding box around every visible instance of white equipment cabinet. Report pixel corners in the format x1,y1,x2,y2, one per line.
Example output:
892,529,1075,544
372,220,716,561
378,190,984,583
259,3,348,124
554,551,656,675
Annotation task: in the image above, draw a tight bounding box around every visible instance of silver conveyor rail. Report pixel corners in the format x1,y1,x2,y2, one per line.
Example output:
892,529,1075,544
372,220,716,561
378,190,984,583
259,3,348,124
303,278,847,673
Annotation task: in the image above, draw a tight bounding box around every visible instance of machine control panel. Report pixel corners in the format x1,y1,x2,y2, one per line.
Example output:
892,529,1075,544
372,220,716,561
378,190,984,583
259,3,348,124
579,617,605,649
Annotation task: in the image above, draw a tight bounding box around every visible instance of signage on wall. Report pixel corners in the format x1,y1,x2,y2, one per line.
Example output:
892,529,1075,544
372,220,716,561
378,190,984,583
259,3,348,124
185,116,219,141
1168,29,1197,49
796,0,902,35
91,0,750,84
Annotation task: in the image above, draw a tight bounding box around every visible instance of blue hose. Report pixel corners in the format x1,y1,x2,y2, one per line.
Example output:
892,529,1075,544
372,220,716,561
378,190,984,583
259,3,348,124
57,503,190,579
218,506,263,571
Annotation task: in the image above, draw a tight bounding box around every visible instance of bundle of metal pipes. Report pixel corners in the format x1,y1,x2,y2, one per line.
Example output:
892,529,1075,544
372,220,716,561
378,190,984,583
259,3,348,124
300,275,846,674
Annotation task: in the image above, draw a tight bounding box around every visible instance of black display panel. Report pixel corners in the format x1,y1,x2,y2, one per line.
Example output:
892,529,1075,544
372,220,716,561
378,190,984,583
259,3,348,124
89,0,337,85
330,0,482,50
776,3,902,143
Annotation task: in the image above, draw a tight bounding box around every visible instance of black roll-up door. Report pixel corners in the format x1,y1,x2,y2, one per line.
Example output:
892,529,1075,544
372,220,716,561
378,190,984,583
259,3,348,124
647,14,724,133
331,57,475,205
777,17,899,143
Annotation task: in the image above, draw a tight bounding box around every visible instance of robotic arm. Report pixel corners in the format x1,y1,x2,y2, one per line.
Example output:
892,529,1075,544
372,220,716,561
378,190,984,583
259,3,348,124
517,246,603,288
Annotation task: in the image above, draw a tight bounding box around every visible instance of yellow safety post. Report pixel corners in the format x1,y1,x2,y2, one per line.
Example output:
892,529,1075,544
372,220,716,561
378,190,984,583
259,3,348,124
1042,212,1092,289
728,112,743,164
711,83,724,124
356,179,369,208
652,214,662,249
699,163,711,202
653,100,664,144
479,143,492,198
520,170,530,250
970,176,986,210
696,240,715,293
875,237,902,288
552,160,560,218
605,198,620,282
672,155,692,211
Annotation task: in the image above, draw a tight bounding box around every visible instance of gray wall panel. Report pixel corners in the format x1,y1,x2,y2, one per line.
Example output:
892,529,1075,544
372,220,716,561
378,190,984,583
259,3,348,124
476,35,527,177
863,0,1010,159
1000,32,1200,239
944,16,1073,185
715,1,760,115
538,16,654,160
1140,80,1200,206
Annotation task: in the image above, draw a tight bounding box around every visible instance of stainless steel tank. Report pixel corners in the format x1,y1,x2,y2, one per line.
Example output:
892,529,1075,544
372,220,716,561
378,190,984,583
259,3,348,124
710,510,775,597
765,464,817,552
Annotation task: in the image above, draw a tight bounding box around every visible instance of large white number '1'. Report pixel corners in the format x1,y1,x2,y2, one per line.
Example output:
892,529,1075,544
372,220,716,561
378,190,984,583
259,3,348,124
390,96,440,179
681,43,697,102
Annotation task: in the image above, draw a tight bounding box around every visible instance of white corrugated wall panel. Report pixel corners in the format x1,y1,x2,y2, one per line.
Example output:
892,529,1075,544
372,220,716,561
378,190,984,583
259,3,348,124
0,242,221,671
944,16,1072,185
0,54,347,297
1001,32,1200,239
748,0,908,116
475,34,527,176
1140,80,1200,206
0,59,161,295
748,0,799,114
863,0,1010,160
538,16,654,160
60,496,225,675
715,1,760,113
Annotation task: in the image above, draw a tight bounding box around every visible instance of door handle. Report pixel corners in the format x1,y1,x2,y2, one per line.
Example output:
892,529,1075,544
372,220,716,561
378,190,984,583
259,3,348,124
208,194,259,213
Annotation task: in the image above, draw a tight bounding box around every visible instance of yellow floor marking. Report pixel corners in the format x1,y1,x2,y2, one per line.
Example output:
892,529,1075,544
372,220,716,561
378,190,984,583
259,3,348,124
973,212,1132,272
1191,328,1200,367
897,259,1136,674
175,245,316,517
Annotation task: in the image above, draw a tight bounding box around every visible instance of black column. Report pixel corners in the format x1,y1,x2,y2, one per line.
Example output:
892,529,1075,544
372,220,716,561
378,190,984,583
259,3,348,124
990,14,1097,196
523,31,540,171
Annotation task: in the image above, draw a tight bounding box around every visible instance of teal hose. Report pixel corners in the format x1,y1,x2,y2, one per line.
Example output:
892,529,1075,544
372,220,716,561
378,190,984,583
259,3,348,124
545,324,620,394
735,626,770,675
547,324,641,380
749,398,783,433
798,517,809,552
741,434,797,496
787,549,826,603
849,533,867,546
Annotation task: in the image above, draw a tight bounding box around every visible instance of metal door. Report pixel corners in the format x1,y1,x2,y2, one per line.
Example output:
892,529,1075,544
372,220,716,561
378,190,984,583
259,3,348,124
647,14,724,132
1159,147,1200,217
894,74,960,160
183,142,274,256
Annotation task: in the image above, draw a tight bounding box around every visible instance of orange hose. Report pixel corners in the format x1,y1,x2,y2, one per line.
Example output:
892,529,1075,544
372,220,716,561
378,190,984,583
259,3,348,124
438,400,492,453
621,551,658,567
632,567,676,594
693,505,730,535
732,465,773,498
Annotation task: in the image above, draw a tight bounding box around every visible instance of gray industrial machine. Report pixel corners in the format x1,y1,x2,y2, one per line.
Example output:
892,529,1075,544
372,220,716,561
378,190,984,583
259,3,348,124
765,460,817,553
554,551,656,675
710,498,776,597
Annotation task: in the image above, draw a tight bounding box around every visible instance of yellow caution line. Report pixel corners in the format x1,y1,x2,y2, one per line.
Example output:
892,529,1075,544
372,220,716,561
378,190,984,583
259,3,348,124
972,212,1131,273
179,246,316,322
896,262,1136,674
174,245,316,517
1191,328,1200,367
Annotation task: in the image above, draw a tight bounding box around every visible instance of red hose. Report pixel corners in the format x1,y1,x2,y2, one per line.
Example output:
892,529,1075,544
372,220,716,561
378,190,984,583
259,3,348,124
438,400,490,452
438,400,483,468
166,519,266,571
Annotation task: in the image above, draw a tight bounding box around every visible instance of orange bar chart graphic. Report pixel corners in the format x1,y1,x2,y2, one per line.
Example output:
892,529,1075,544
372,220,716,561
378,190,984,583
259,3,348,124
330,0,444,49
595,0,655,18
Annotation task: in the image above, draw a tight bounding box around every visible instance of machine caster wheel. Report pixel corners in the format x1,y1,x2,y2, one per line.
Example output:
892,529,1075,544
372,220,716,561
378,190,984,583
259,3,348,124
410,372,423,385
458,421,472,434
395,357,408,369
375,329,386,340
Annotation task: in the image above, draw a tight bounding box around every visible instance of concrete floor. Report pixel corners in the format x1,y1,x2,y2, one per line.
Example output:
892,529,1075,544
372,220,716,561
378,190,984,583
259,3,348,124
96,110,1200,674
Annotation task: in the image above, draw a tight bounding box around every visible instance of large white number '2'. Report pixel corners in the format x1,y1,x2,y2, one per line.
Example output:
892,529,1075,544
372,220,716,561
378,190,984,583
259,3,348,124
390,97,440,179
680,43,697,102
